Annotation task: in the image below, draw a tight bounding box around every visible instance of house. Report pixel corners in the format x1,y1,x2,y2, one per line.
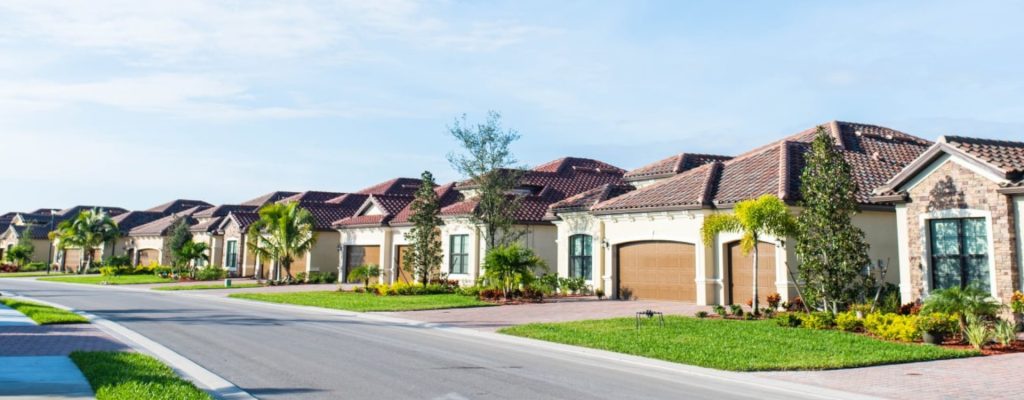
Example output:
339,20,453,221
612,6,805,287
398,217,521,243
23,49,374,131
126,205,212,266
548,121,932,305
212,191,299,278
335,181,462,284
108,210,166,261
43,206,129,271
871,135,1024,306
146,199,213,215
0,209,61,264
438,157,627,284
189,205,256,274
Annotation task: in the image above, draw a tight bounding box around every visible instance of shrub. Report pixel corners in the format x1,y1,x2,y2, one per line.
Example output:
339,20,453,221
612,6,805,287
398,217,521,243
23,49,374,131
458,286,483,297
864,313,920,342
995,319,1016,347
760,307,776,318
923,286,1002,335
712,305,728,318
0,264,19,273
99,266,120,277
899,302,921,316
21,262,47,272
783,297,805,312
595,289,605,300
195,266,226,281
558,277,586,295
307,271,337,284
835,311,863,332
917,313,957,336
521,286,544,302
479,288,503,302
802,312,836,330
729,304,743,316
103,255,132,267
766,293,781,310
775,313,802,328
527,281,554,297
965,315,993,350
295,272,307,282
1012,291,1024,314
538,274,560,293
695,311,709,319
353,286,366,293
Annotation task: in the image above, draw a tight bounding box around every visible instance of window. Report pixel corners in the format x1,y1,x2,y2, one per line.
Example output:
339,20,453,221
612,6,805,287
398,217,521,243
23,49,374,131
449,235,469,274
569,234,593,280
225,240,238,271
930,218,990,292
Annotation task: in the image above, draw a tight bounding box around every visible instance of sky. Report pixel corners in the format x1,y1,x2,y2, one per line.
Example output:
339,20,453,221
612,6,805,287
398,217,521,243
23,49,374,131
1,0,1023,212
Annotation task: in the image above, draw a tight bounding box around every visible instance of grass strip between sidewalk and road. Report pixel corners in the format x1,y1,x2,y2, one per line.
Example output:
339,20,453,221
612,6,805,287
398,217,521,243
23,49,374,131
153,283,263,291
70,351,213,400
230,291,494,312
38,275,176,285
0,298,89,324
0,271,69,278
499,316,978,371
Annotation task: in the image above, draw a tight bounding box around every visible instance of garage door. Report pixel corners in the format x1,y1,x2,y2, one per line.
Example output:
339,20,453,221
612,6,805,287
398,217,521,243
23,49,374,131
64,249,82,271
346,245,380,283
728,242,777,305
137,249,159,266
616,242,696,301
395,245,415,283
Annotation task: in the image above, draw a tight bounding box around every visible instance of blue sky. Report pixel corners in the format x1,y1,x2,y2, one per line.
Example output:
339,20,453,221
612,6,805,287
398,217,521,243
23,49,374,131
1,1,1023,212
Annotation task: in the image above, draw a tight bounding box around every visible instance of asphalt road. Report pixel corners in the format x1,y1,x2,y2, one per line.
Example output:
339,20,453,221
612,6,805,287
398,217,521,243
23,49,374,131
0,279,851,400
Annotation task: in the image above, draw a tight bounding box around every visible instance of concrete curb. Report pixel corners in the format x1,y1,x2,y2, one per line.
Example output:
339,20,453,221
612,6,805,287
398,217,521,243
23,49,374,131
13,279,882,400
1,290,255,400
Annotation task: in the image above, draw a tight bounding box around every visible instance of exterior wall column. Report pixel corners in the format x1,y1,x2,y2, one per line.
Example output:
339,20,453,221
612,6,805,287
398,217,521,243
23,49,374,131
337,244,346,283
382,228,393,284
471,227,482,282
595,220,606,294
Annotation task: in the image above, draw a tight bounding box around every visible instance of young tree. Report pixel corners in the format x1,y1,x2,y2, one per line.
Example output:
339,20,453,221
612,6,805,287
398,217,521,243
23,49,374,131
247,202,317,281
795,127,872,313
701,195,795,312
447,111,524,251
167,218,194,275
483,244,546,300
403,171,444,284
348,264,381,289
5,226,35,267
50,208,119,274
178,241,210,278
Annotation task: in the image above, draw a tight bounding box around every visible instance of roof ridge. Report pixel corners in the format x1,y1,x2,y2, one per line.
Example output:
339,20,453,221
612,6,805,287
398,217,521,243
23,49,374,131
698,161,723,206
778,141,792,200
829,120,845,149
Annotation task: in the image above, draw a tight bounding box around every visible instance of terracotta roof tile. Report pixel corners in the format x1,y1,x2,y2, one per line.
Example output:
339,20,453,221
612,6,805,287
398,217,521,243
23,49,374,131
55,206,128,219
146,200,211,215
240,191,299,207
111,211,165,235
222,211,260,231
943,136,1024,178
547,183,637,215
332,194,417,228
390,183,462,226
592,121,931,213
129,206,208,237
278,191,347,205
356,178,424,196
193,204,256,219
623,153,733,181
190,216,224,233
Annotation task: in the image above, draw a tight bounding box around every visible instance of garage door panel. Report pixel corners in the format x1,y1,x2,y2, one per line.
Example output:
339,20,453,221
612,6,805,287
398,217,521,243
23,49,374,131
617,242,695,302
396,245,414,283
728,242,777,305
346,245,381,283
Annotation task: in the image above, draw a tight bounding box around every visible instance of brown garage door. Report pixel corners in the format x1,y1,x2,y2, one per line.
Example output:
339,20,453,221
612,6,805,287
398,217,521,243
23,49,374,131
395,245,415,283
137,249,159,266
616,241,696,301
728,241,777,305
64,249,82,271
346,245,380,283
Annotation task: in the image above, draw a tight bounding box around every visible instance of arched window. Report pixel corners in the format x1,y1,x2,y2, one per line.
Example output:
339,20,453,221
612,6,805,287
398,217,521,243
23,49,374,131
569,234,592,280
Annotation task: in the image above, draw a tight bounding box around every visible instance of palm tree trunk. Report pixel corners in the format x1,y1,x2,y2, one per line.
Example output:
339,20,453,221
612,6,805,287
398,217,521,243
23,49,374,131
752,243,760,312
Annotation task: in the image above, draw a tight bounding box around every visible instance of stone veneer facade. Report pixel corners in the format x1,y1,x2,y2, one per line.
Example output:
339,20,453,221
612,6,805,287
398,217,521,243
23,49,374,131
904,160,1019,303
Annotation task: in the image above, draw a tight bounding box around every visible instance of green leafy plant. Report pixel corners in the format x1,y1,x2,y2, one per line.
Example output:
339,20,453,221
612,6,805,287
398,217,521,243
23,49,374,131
775,313,802,328
347,264,381,289
729,304,743,316
195,265,226,281
483,244,546,300
835,311,863,332
916,313,957,336
247,202,318,281
713,305,728,318
801,312,836,330
701,194,796,311
1011,290,1024,314
864,313,920,342
994,319,1016,347
403,170,445,283
964,315,993,350
922,286,1001,336
50,208,119,274
595,288,605,300
695,311,709,319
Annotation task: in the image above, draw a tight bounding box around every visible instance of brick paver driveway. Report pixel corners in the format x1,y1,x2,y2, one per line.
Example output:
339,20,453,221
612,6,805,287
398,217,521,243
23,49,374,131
380,297,711,331
755,353,1024,400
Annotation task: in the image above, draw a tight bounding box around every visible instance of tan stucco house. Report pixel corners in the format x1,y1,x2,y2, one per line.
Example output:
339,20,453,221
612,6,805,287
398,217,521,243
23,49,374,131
548,121,932,306
189,205,256,275
43,206,129,272
438,157,626,285
871,135,1024,306
126,204,211,266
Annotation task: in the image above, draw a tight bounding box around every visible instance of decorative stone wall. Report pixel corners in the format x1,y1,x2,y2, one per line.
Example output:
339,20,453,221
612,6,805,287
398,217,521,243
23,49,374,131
904,160,1019,303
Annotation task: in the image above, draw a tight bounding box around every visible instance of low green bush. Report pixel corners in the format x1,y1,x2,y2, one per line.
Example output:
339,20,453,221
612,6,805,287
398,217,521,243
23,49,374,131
195,266,226,281
99,266,120,277
917,312,958,336
835,311,862,332
802,312,836,330
775,313,803,328
864,313,920,342
995,319,1016,347
695,311,709,319
21,262,47,272
729,304,743,316
712,305,728,318
964,315,993,350
306,271,337,284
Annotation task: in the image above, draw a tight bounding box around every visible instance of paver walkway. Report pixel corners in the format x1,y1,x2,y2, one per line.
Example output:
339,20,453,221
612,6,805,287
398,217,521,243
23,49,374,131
380,298,712,331
755,353,1024,400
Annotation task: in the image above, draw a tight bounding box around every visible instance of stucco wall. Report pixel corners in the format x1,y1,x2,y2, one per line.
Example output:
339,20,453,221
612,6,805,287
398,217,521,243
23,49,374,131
307,231,340,274
899,158,1019,303
853,210,901,286
132,236,169,265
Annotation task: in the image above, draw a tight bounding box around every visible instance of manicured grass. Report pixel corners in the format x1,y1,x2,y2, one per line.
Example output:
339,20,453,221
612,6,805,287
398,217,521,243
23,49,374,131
0,271,68,278
70,351,212,400
230,291,494,312
153,283,263,291
38,275,175,285
0,298,88,324
499,316,979,371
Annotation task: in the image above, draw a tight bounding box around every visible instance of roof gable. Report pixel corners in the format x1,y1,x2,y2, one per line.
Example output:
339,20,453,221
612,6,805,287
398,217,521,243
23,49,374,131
146,199,211,215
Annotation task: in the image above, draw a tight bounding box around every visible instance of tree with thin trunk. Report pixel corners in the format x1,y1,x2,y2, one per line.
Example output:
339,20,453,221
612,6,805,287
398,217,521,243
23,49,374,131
404,171,444,284
49,208,119,274
447,111,525,251
5,226,35,267
168,218,194,276
178,241,210,278
247,202,317,281
483,244,546,300
796,126,872,313
701,195,795,312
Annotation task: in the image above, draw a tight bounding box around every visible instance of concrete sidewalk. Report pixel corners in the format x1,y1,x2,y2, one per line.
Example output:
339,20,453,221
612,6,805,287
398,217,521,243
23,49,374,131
0,356,93,399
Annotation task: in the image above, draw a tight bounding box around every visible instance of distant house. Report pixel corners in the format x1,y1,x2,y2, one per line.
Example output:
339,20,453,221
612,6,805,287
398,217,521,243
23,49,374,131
547,121,931,305
189,205,256,275
872,135,1024,305
44,206,129,272
439,157,626,285
126,204,211,266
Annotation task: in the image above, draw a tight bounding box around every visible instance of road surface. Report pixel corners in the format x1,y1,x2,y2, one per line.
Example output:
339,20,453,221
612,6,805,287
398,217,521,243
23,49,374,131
0,279,860,400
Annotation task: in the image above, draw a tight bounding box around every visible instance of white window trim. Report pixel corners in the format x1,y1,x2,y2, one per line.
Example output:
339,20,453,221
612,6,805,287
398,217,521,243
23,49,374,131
918,209,998,299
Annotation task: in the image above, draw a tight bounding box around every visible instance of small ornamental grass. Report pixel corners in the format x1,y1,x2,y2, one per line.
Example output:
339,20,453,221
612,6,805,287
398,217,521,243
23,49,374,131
500,316,976,371
0,298,88,324
70,351,212,400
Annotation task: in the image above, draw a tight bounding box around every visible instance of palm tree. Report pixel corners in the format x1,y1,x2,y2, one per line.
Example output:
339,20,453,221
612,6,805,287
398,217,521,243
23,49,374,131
246,202,317,281
178,241,210,278
701,194,795,312
50,208,120,274
483,244,546,300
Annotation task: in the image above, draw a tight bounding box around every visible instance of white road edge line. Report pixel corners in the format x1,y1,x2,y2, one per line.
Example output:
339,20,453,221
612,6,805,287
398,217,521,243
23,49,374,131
1,290,256,400
13,279,882,400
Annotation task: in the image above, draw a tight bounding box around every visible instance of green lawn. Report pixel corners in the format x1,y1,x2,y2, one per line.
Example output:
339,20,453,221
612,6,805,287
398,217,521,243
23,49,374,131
0,271,68,278
499,316,978,371
230,291,494,312
38,275,175,285
153,283,263,291
0,298,89,324
70,351,212,400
